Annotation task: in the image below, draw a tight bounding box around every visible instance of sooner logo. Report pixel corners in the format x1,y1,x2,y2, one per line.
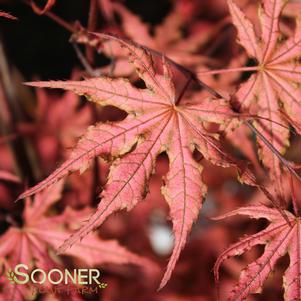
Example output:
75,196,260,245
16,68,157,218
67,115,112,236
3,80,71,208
6,264,107,288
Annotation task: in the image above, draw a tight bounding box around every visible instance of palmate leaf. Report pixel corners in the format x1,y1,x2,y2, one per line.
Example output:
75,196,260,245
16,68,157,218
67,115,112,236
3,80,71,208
18,33,252,289
99,2,213,75
224,0,301,180
0,181,155,301
213,205,301,301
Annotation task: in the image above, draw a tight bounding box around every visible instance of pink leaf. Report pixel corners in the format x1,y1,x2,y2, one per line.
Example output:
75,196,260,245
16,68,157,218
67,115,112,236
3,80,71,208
227,0,261,59
214,205,301,300
19,33,252,289
224,0,300,181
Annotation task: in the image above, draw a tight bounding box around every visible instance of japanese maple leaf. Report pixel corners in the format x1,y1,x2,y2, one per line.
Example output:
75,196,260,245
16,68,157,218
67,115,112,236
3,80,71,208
214,205,301,301
221,0,301,180
110,3,215,68
74,2,217,78
18,33,252,289
0,181,155,301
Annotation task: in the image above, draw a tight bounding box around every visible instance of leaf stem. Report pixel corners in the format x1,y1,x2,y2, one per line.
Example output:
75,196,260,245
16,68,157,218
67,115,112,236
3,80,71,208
258,185,292,227
246,122,301,182
22,0,76,33
86,0,98,65
197,66,259,76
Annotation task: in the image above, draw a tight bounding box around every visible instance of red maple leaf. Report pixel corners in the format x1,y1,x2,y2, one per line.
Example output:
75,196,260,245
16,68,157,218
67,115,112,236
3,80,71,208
214,205,301,301
221,0,301,181
0,180,155,300
18,33,253,289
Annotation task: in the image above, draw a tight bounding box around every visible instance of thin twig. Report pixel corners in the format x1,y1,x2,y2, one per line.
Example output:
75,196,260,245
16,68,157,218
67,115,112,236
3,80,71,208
86,0,98,65
72,43,101,76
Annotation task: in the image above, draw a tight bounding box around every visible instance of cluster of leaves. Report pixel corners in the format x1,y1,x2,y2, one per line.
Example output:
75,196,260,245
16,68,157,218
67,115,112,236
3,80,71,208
2,0,301,300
